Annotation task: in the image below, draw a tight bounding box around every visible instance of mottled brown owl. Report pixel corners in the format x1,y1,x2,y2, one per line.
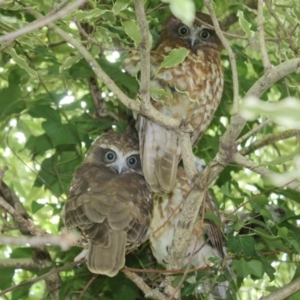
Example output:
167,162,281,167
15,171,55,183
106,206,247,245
124,12,223,193
64,132,152,276
149,158,232,299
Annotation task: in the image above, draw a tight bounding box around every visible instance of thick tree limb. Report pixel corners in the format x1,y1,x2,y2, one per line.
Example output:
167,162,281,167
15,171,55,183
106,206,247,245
260,277,300,300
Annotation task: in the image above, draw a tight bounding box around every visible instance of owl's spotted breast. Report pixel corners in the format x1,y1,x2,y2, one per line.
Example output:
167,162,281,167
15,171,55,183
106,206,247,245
124,12,224,193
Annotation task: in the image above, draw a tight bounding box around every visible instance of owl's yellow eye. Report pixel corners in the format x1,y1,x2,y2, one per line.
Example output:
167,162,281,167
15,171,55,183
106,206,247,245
104,151,116,163
200,29,210,40
127,155,138,167
178,25,189,36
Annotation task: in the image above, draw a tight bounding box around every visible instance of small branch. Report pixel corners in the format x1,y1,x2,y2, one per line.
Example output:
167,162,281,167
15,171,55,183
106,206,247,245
0,229,79,250
217,57,300,173
123,269,167,300
179,132,197,179
0,197,47,237
204,0,239,113
232,153,300,192
240,129,300,156
0,260,83,297
236,119,272,145
259,277,300,300
264,0,299,56
133,0,151,106
0,166,8,182
23,7,181,131
0,0,86,43
0,258,39,270
257,0,271,72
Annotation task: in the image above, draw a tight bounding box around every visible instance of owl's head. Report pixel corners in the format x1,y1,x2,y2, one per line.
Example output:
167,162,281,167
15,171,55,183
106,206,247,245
159,12,223,52
85,132,142,175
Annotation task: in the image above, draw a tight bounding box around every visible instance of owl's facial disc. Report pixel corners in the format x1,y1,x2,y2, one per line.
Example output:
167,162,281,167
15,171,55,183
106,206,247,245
185,26,212,48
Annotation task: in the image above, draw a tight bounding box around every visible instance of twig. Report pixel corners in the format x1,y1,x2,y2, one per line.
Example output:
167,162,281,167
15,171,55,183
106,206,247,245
23,7,181,131
179,132,197,179
133,0,151,108
0,0,86,43
0,229,79,250
0,260,84,297
257,0,271,72
204,0,239,113
240,129,300,156
78,274,98,300
0,166,8,183
259,277,300,300
0,197,47,237
264,0,299,56
232,153,300,191
123,269,167,300
236,119,272,145
0,258,39,270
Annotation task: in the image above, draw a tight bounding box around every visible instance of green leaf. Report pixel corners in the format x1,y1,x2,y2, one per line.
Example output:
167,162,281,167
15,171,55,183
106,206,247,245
59,54,82,72
165,0,195,26
256,252,275,280
0,268,15,290
0,85,23,117
73,8,112,21
25,134,53,157
42,122,80,147
5,48,38,77
112,0,131,15
160,48,189,69
288,290,300,300
237,10,254,37
28,105,61,122
31,201,45,214
122,20,141,45
232,258,262,278
228,233,256,257
108,272,140,300
232,258,251,278
247,259,263,277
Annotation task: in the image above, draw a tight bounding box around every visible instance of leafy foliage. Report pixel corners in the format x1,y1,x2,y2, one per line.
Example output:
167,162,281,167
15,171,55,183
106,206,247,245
0,0,300,299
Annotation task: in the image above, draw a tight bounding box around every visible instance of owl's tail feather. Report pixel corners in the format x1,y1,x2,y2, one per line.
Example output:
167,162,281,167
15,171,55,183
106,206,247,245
139,118,180,194
87,231,126,277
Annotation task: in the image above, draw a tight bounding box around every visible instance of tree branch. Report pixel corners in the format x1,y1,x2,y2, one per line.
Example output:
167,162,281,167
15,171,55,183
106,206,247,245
240,129,300,156
260,277,300,300
0,258,39,270
204,0,239,113
0,229,78,250
0,197,46,237
232,153,300,192
123,269,167,300
264,0,299,57
0,0,86,43
257,0,271,72
133,0,151,107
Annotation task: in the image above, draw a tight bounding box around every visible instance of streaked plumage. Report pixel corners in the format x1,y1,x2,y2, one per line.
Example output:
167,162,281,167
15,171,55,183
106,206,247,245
149,158,231,299
64,132,152,276
124,12,224,193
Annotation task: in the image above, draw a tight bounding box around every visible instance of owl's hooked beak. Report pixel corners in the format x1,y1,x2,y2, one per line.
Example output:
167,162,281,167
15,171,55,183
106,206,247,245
117,165,123,174
189,36,201,48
